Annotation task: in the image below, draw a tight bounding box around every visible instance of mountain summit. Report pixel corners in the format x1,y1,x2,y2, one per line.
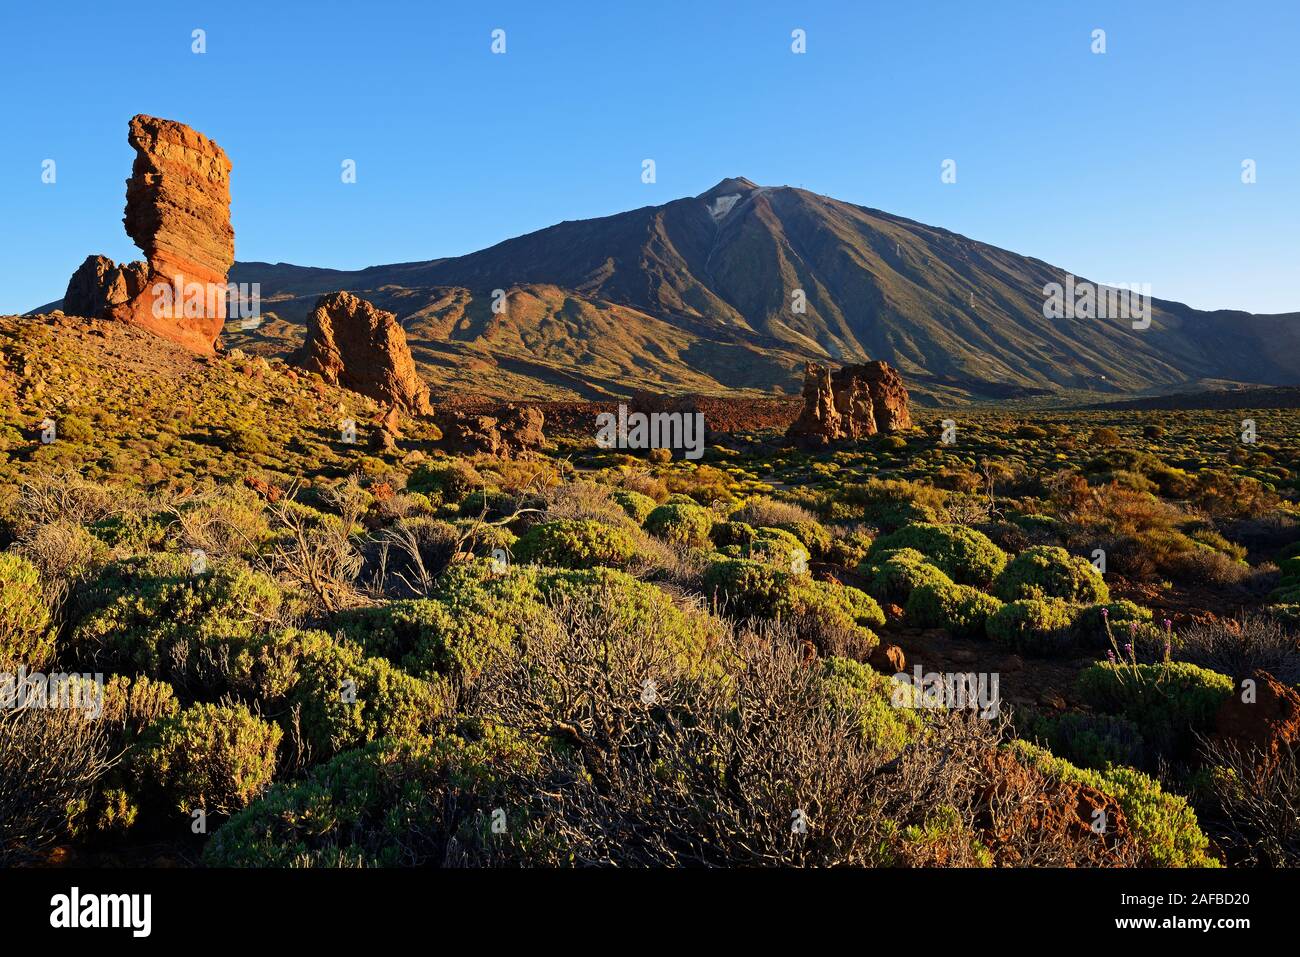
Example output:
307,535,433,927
211,179,1300,401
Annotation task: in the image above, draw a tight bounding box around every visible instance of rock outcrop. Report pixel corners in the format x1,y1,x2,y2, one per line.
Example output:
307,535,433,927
434,404,546,457
1214,669,1300,774
62,255,148,319
296,292,431,414
62,115,235,354
786,360,911,445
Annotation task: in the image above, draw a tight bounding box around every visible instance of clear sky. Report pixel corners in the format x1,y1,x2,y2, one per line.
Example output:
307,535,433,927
2,0,1296,315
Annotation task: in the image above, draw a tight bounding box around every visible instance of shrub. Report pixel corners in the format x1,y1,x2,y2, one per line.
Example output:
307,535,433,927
1076,660,1233,755
905,581,1003,638
405,460,484,504
0,553,54,668
290,639,438,757
827,478,944,529
611,489,657,524
644,501,714,548
513,519,637,569
203,731,544,867
704,557,882,654
1177,615,1300,683
867,523,1007,587
1011,741,1217,867
987,599,1078,655
139,702,281,815
860,547,954,604
993,545,1109,603
1018,710,1145,770
69,554,284,688
820,656,921,755
333,592,518,686
822,527,874,568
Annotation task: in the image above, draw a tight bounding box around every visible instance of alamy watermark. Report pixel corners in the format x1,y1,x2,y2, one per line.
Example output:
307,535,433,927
1042,274,1151,330
891,666,1000,718
2,667,105,719
595,403,705,460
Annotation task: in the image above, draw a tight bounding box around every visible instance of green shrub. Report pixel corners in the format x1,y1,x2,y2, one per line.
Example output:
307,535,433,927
994,545,1109,603
139,702,281,815
821,656,920,755
1011,741,1218,867
772,519,833,559
405,460,484,504
827,478,943,529
704,557,882,652
1017,710,1145,770
987,598,1078,655
860,548,954,604
0,553,53,668
711,520,756,550
203,730,542,867
611,489,657,524
513,519,637,569
291,638,438,757
1076,660,1233,755
70,554,284,686
644,501,714,548
905,581,1003,638
822,527,874,567
867,523,1007,587
333,592,518,686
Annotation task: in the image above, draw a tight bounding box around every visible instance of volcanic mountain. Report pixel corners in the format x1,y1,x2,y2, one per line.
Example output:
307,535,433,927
47,177,1300,403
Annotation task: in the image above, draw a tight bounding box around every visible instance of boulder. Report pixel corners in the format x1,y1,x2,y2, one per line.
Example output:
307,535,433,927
62,255,148,318
296,292,432,415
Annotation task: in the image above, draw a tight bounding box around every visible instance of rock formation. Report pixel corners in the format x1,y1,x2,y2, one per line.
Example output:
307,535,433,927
1214,669,1300,774
296,292,432,414
434,404,546,457
62,115,235,354
62,255,147,318
786,360,911,445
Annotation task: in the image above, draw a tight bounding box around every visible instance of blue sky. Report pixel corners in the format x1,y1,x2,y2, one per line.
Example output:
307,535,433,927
2,0,1296,314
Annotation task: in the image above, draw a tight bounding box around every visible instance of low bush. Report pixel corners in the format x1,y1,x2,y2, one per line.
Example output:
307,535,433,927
1076,660,1233,755
513,519,637,569
644,501,714,549
993,545,1109,603
987,599,1077,655
0,553,54,668
905,581,1003,638
138,702,281,815
866,522,1007,587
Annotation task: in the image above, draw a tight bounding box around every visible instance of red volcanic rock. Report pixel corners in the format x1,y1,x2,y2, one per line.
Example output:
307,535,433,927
106,115,235,353
1214,669,1300,774
62,255,148,318
787,360,911,445
859,360,912,431
296,292,432,415
63,115,235,353
434,404,546,457
786,362,840,446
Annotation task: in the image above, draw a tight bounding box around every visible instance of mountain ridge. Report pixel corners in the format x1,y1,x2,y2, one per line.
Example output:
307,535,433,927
35,177,1300,403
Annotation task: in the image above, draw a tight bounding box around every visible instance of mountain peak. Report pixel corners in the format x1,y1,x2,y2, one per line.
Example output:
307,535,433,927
698,176,759,199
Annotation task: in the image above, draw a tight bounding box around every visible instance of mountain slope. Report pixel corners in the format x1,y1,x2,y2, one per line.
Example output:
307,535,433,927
129,178,1300,400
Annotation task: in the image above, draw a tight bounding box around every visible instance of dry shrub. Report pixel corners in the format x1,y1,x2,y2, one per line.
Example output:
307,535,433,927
1178,615,1300,684
733,496,820,528
460,593,1130,867
619,470,669,503
0,706,116,864
1201,737,1300,866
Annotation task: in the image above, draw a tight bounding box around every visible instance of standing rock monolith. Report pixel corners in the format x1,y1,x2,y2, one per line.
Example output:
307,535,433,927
62,115,235,354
